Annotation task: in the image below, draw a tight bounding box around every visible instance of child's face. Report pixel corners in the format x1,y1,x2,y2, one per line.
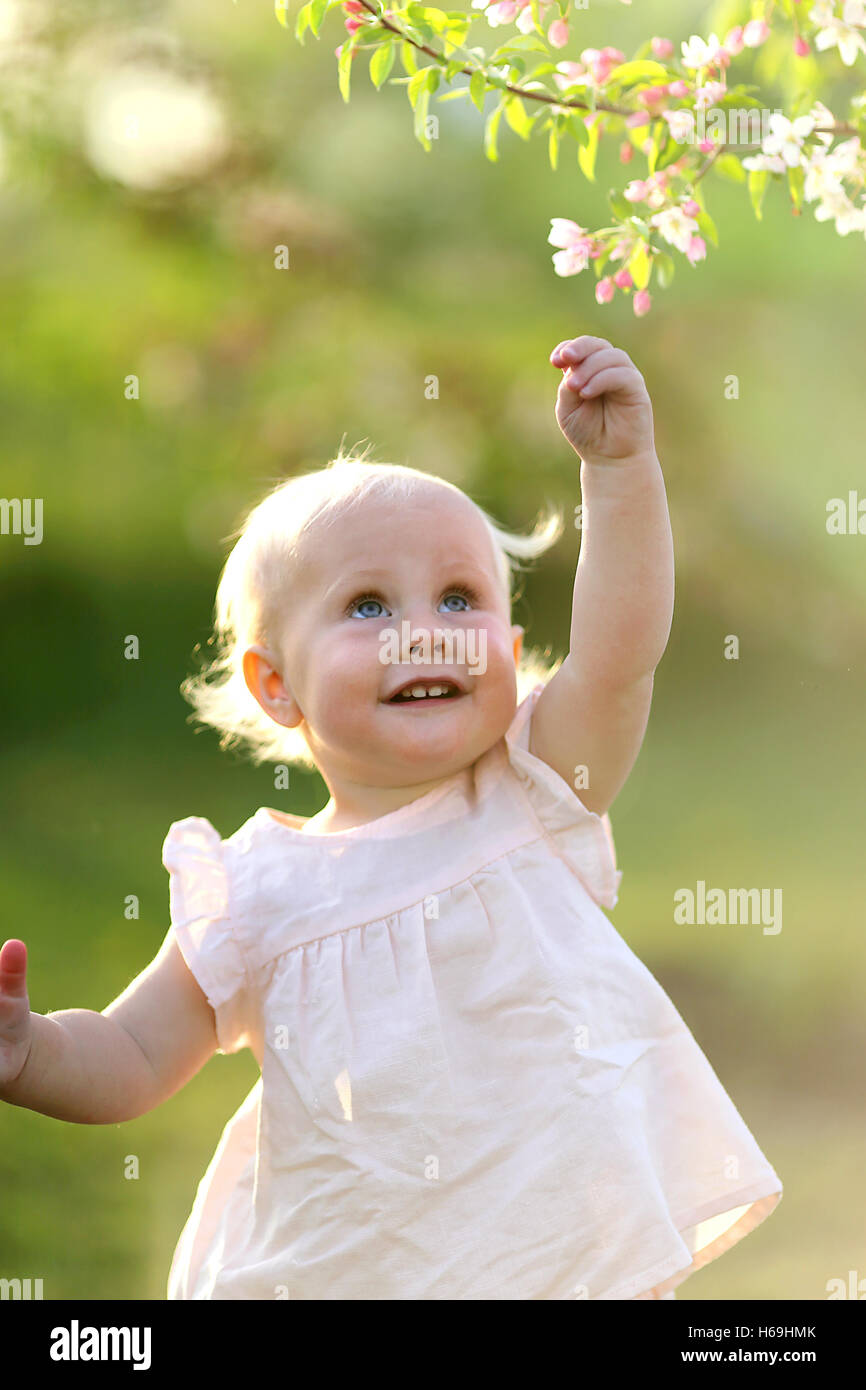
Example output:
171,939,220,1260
253,485,524,790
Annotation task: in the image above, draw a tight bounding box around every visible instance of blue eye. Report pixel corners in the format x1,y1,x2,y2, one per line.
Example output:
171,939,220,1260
439,587,476,613
348,595,389,619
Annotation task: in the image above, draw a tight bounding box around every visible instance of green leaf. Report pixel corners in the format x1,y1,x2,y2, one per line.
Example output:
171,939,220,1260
696,209,718,247
655,133,682,173
787,163,805,212
444,57,465,79
489,35,551,59
715,152,746,183
504,95,533,140
276,0,292,32
293,1,311,42
646,121,662,176
370,41,396,89
414,86,432,148
605,59,670,86
577,120,599,181
484,100,505,162
309,0,329,37
627,241,651,291
593,246,612,278
654,249,675,289
548,122,559,171
400,39,418,75
608,189,631,221
563,113,590,147
748,168,768,221
470,69,486,112
338,42,355,102
442,21,470,57
408,66,430,108
406,3,451,32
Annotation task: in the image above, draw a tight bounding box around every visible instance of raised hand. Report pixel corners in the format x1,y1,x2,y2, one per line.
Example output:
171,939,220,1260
550,335,655,466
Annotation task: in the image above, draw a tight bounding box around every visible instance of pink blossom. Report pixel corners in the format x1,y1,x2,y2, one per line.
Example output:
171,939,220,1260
619,141,634,164
639,85,670,107
553,61,586,91
686,235,707,265
668,79,690,98
682,198,701,216
743,18,770,47
549,218,596,276
344,16,363,33
698,138,714,153
548,18,569,49
625,111,650,127
595,276,616,304
613,268,633,289
624,179,648,201
696,80,726,110
633,289,652,316
343,0,365,9
515,0,538,35
794,35,810,57
549,217,590,248
724,25,745,55
580,45,624,85
650,37,674,59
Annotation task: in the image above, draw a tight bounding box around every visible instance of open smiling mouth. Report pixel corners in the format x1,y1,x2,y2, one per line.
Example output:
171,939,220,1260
386,679,466,704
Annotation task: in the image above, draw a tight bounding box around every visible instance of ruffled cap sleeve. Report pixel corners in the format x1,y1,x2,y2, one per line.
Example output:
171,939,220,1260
162,816,252,1055
505,683,623,910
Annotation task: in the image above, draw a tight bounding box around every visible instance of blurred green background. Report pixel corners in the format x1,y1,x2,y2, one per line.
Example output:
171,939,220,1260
1,0,864,1300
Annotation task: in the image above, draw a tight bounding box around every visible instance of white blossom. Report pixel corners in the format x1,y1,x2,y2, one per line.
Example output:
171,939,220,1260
809,0,866,66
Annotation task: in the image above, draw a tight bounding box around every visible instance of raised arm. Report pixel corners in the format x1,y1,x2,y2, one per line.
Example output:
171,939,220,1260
0,931,218,1125
530,336,675,817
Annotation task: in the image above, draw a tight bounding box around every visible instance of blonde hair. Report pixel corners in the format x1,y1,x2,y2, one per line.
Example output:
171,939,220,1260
181,445,564,769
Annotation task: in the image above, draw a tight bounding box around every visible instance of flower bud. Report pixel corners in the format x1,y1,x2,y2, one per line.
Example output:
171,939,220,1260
595,277,615,304
548,18,569,49
793,36,810,57
619,141,634,164
613,268,633,289
633,289,652,316
650,37,674,59
682,198,701,216
743,18,770,47
667,79,689,98
723,25,745,55
625,111,650,127
624,179,647,202
686,235,707,265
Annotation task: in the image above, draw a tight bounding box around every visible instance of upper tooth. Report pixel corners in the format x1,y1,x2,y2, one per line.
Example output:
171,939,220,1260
428,686,445,697
410,686,429,698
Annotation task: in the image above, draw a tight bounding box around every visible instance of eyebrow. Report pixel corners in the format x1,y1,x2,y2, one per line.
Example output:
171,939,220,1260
321,561,497,605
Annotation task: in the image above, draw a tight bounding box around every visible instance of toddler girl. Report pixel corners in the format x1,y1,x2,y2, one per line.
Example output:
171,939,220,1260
0,334,782,1299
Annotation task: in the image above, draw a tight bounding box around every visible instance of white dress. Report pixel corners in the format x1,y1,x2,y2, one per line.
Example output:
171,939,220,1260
162,685,782,1299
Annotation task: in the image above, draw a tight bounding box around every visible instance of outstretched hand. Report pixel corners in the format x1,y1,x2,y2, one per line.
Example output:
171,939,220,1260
550,335,656,466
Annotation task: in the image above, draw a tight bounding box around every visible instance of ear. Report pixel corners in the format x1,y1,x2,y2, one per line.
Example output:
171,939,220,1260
242,645,303,728
511,624,524,668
